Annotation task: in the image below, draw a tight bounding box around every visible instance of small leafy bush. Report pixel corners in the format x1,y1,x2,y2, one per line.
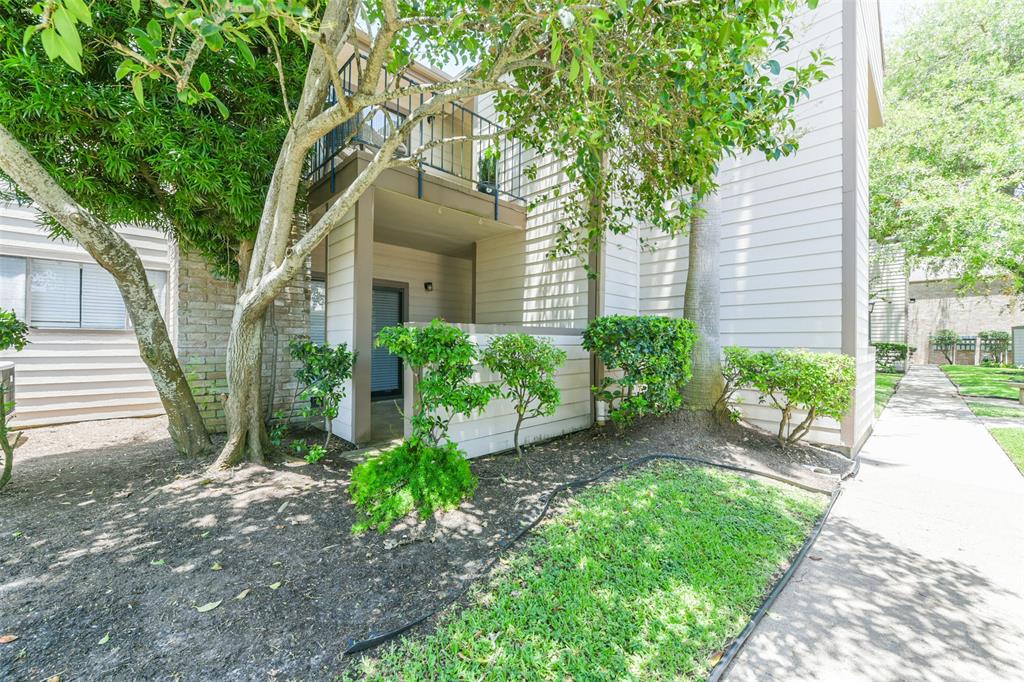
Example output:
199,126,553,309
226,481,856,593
932,329,959,364
268,410,289,447
0,309,29,492
871,342,915,372
0,309,28,353
582,315,697,425
349,320,496,532
304,443,327,464
979,331,1011,363
289,337,355,451
482,333,566,457
721,347,856,448
349,438,476,533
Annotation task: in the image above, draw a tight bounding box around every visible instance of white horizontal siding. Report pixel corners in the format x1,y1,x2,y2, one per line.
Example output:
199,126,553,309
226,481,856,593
0,202,171,426
474,94,589,329
0,201,170,270
637,0,853,448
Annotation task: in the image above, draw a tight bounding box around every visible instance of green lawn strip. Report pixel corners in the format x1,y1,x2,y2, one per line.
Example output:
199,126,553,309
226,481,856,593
875,372,903,416
967,402,1024,420
990,428,1024,475
941,365,1024,400
349,463,826,682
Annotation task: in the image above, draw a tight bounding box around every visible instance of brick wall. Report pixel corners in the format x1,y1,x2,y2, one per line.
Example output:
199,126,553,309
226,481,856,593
173,248,311,432
908,278,1024,365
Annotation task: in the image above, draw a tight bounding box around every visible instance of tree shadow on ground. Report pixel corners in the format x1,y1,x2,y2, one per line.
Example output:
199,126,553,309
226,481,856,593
1,410,849,681
731,516,1024,680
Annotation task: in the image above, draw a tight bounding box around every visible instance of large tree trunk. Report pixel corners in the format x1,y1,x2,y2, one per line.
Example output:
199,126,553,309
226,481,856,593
0,124,212,456
211,310,270,469
682,191,725,412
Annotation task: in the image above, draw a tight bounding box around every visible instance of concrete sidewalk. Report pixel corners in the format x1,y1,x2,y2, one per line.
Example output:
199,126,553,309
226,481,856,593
727,365,1024,681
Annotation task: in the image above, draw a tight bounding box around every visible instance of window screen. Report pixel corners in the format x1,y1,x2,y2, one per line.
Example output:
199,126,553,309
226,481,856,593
30,259,81,328
0,256,26,319
146,269,168,318
81,263,128,328
309,279,326,344
19,258,169,329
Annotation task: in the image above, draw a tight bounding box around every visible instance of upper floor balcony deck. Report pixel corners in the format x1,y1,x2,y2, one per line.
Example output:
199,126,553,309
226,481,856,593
306,53,526,220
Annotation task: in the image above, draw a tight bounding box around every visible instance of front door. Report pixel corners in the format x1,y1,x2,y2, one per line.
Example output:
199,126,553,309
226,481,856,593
371,286,404,399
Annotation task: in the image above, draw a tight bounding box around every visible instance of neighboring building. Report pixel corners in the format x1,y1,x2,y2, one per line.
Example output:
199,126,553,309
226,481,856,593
868,246,1024,366
1,0,883,456
868,241,908,346
906,271,1024,365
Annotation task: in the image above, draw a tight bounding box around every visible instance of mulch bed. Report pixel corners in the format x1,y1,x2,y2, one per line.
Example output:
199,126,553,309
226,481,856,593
0,411,850,681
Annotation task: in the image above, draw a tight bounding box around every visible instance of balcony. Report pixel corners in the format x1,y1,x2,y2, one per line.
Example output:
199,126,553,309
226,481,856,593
307,54,526,217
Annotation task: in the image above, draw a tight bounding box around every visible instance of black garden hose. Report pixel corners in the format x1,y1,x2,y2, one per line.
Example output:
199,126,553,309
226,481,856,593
343,452,842,667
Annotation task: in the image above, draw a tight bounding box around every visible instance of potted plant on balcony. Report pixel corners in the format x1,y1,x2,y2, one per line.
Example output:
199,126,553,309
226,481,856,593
477,149,499,196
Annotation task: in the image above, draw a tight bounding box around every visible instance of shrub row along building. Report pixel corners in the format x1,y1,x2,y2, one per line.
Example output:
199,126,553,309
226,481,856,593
0,0,884,455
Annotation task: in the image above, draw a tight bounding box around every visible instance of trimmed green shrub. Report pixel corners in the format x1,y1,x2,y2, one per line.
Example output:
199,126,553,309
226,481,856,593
721,347,856,448
289,337,355,454
482,333,567,457
871,342,915,372
0,309,29,492
582,315,697,425
932,329,959,364
349,320,496,532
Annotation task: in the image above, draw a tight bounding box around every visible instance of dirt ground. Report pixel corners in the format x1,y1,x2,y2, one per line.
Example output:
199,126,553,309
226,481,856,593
1,412,851,681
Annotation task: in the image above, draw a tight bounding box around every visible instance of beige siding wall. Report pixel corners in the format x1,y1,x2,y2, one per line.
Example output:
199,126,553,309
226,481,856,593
869,242,908,344
325,209,358,442
600,228,640,316
639,0,850,447
848,0,876,452
372,242,472,322
0,202,170,427
473,98,590,329
633,0,879,452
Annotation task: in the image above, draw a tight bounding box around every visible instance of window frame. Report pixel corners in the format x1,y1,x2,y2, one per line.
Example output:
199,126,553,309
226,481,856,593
2,255,170,331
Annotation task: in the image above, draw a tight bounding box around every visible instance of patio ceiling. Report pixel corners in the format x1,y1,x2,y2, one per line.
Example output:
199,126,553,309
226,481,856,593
372,187,520,258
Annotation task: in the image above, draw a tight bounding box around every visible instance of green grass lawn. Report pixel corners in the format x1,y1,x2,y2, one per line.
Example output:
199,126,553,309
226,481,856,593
941,365,1024,400
349,463,825,681
875,372,903,416
990,428,1024,475
967,401,1024,420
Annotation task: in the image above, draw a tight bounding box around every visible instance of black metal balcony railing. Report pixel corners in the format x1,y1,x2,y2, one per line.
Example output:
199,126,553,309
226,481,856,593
307,54,526,213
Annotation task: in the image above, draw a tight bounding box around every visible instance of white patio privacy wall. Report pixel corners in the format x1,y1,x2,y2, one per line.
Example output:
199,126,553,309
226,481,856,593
400,325,592,459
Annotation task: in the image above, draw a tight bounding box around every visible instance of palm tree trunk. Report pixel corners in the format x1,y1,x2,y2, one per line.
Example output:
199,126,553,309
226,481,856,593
682,191,725,411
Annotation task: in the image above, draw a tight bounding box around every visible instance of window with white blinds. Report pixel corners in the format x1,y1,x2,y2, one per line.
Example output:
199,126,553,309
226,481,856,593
31,259,81,328
0,257,169,330
309,279,326,344
81,263,128,328
0,256,26,319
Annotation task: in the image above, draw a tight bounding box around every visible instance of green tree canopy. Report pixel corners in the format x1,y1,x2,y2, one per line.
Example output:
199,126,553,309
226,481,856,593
497,0,830,260
0,1,306,278
869,0,1024,293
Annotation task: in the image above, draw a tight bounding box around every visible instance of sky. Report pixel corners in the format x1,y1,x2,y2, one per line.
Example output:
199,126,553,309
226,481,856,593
878,0,938,42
